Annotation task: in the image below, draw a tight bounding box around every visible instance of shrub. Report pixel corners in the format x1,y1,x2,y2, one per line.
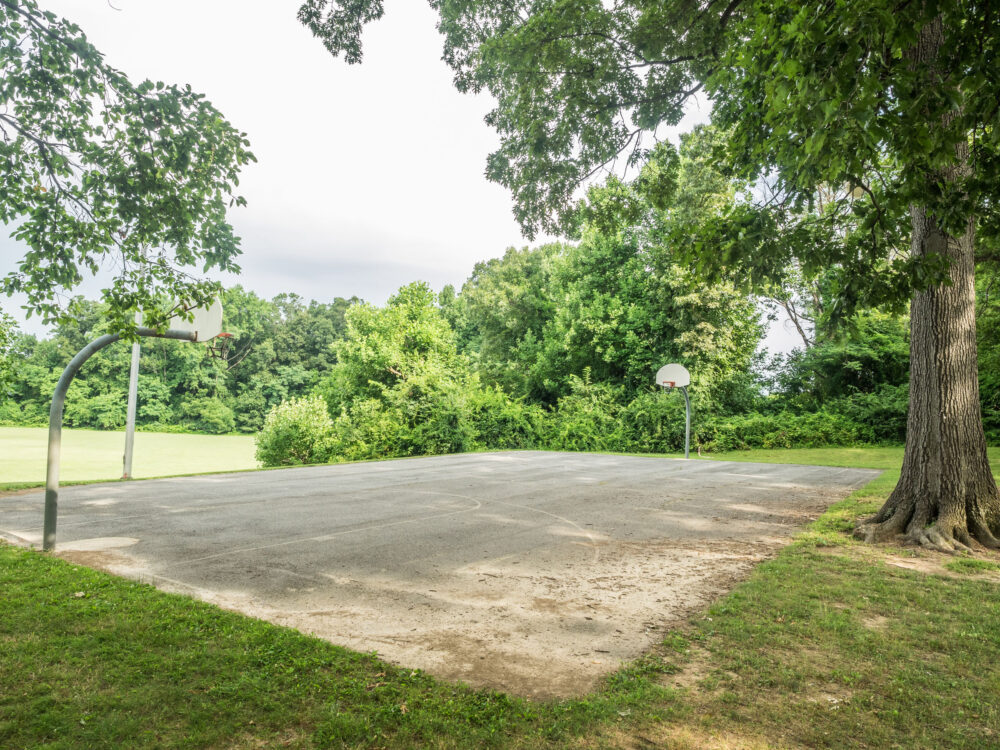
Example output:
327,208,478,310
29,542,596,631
181,397,236,434
64,392,127,429
540,373,626,452
256,395,335,467
825,384,909,443
696,411,861,452
0,399,45,426
620,389,689,453
385,373,479,457
329,399,404,461
466,386,545,450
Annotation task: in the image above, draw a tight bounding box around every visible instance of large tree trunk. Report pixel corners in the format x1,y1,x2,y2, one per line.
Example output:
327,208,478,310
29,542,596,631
855,13,1000,551
856,210,1000,550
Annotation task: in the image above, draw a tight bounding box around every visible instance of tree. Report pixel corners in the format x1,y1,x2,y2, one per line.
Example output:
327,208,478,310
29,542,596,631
454,243,564,398
302,1,1000,551
318,281,487,458
0,308,16,398
1,0,254,332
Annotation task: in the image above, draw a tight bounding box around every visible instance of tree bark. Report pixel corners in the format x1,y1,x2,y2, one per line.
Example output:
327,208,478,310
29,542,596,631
856,212,1000,550
855,13,1000,551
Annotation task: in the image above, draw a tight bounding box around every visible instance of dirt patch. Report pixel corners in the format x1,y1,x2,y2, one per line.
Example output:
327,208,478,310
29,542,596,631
56,548,138,577
659,645,714,691
884,556,948,575
816,543,1000,582
860,614,889,631
805,685,853,710
590,725,788,750
104,538,786,699
0,487,43,499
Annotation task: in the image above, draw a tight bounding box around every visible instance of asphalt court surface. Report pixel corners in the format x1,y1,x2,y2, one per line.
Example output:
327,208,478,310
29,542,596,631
1,451,879,697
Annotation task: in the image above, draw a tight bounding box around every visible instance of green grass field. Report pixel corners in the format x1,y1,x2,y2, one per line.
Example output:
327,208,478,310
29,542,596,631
0,426,258,488
1,445,999,748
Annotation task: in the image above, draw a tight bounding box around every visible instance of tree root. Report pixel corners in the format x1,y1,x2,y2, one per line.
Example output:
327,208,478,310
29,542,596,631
969,518,1000,550
904,523,972,554
856,514,1000,553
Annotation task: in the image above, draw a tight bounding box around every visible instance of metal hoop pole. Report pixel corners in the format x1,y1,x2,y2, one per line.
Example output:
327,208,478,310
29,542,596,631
43,327,197,551
681,386,691,459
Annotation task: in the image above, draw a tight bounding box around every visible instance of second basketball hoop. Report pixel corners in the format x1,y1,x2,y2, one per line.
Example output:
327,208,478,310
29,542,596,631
655,363,692,459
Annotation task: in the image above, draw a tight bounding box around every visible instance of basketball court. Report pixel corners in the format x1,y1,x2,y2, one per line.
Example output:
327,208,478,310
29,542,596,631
0,451,878,697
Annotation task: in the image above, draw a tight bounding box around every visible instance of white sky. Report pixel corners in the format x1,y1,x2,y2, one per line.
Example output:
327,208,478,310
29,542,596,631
1,0,799,353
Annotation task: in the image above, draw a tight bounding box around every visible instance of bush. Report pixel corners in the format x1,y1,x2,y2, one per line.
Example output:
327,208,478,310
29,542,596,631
181,397,236,434
695,411,862,452
540,374,626,452
385,373,479,457
329,399,404,461
825,384,909,443
620,389,690,453
466,386,545,450
64,392,127,429
256,396,335,467
0,398,46,426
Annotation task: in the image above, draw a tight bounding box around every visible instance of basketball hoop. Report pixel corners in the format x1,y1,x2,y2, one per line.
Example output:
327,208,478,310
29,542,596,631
206,332,251,370
655,363,692,459
207,332,233,362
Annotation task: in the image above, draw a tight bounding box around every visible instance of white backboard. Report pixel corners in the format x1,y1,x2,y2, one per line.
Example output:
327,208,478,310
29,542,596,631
169,298,223,341
655,363,690,388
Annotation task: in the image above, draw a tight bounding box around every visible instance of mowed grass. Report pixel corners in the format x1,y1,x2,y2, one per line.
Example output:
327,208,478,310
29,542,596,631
698,445,913,471
1,446,999,748
0,426,257,488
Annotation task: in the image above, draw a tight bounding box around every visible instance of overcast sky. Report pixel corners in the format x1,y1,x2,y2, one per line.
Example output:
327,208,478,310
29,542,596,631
1,0,798,352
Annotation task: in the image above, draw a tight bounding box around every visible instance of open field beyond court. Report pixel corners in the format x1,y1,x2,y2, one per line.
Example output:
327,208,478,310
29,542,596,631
0,426,257,488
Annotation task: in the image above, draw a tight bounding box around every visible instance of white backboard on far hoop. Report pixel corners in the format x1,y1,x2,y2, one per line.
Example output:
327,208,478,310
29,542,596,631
168,298,223,342
655,363,690,388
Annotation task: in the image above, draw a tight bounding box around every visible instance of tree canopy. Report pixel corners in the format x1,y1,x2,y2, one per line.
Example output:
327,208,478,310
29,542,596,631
300,0,998,304
1,0,254,332
301,0,1000,550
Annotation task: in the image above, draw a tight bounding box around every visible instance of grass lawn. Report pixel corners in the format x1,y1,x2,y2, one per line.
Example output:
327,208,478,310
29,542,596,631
0,426,257,489
1,447,999,748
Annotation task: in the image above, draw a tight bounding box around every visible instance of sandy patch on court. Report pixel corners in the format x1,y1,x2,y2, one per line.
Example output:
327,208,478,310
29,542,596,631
63,535,798,698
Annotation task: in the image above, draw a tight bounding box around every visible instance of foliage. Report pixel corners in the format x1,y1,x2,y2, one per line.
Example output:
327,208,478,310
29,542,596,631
465,386,545,450
318,282,540,461
454,150,764,405
321,282,463,412
825,385,910,445
0,0,254,332
777,312,910,404
696,411,862,453
0,309,16,399
539,373,627,453
255,395,334,467
979,267,1000,441
302,1,1000,307
0,289,357,434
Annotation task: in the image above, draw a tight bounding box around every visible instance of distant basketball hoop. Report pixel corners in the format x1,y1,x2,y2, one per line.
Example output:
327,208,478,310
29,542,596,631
655,363,692,459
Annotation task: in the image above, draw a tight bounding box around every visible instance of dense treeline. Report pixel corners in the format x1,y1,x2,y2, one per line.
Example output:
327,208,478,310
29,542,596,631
3,125,999,463
0,291,357,434
3,255,997,461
